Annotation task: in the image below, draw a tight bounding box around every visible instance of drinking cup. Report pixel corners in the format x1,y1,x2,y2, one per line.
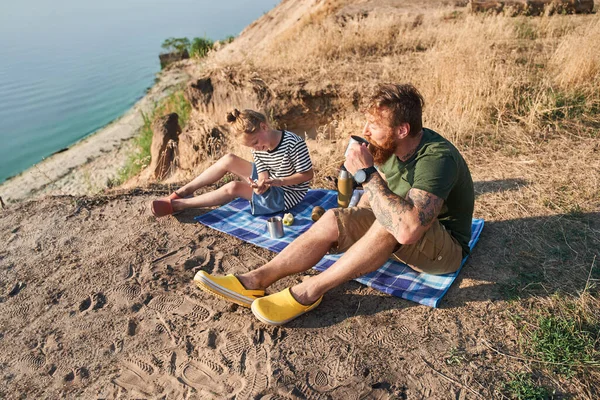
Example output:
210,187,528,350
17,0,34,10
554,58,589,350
267,216,284,238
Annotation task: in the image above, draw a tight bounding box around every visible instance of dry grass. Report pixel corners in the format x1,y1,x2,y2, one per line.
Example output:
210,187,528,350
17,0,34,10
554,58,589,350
237,8,600,144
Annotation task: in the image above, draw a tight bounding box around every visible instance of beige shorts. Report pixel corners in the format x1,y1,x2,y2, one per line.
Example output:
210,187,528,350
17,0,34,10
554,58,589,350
330,207,463,275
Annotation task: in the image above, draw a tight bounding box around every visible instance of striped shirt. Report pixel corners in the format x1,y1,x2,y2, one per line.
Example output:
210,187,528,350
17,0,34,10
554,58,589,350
252,130,313,210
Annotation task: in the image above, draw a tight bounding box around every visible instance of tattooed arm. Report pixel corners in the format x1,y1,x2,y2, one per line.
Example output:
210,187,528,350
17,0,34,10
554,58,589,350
362,172,444,244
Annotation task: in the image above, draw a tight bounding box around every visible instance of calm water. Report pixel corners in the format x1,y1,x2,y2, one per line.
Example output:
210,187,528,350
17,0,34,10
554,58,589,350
0,0,278,183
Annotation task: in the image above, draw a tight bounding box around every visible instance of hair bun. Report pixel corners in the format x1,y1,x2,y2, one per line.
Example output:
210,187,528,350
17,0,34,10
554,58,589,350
226,108,240,123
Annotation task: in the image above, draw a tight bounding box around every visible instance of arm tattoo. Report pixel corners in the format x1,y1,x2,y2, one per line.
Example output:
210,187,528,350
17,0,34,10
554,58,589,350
407,189,444,226
364,173,411,235
364,173,444,240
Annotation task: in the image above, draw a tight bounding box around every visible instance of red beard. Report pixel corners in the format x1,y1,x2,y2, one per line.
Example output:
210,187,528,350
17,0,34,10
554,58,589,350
369,133,397,165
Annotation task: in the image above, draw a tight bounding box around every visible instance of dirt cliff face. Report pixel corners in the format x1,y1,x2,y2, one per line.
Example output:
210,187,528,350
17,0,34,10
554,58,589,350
184,67,339,138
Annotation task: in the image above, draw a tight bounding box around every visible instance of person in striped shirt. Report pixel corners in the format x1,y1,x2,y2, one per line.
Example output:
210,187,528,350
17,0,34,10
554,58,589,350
151,108,313,217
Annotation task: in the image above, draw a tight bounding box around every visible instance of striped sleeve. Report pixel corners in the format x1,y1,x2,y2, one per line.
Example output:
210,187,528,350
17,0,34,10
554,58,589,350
252,150,268,174
290,139,312,173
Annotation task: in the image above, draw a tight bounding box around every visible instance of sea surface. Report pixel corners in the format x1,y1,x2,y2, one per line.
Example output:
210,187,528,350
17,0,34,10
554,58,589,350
0,0,278,183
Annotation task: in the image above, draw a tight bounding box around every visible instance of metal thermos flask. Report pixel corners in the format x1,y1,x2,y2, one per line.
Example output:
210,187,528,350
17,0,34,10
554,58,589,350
337,168,353,208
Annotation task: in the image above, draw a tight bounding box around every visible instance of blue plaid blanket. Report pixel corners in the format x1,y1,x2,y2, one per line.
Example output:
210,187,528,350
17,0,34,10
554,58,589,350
195,189,484,307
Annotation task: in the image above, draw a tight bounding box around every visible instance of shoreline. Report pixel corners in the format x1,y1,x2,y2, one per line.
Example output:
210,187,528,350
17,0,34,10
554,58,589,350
0,63,193,203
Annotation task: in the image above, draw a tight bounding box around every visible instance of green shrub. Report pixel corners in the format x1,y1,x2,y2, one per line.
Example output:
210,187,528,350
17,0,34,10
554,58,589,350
190,37,214,58
161,37,190,54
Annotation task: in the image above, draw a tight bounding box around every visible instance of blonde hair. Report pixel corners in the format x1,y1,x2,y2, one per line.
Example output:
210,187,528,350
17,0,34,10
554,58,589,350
226,109,267,134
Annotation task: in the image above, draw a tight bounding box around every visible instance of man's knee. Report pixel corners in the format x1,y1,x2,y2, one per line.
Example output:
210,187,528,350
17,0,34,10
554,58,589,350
311,209,339,241
366,221,400,249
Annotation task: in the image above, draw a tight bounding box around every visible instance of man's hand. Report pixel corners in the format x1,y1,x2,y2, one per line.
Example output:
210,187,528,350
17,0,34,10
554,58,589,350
247,177,270,195
344,142,374,175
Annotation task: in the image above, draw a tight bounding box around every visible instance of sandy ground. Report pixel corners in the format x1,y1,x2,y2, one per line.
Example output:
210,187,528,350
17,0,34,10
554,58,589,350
0,187,510,399
0,64,192,204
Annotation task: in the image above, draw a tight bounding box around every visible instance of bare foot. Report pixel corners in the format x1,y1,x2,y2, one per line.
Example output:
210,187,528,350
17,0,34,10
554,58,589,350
289,285,320,306
236,274,264,292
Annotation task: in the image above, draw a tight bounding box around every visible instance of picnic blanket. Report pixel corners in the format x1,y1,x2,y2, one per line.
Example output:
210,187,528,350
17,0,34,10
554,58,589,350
195,189,484,307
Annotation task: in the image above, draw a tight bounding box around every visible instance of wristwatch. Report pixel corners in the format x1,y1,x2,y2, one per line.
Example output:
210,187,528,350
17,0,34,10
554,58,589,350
354,166,377,184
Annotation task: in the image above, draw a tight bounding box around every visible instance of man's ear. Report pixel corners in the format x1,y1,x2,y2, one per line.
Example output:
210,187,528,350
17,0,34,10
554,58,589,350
395,123,411,139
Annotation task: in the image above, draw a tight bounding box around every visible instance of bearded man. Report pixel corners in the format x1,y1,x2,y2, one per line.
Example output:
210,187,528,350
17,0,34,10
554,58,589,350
194,83,475,325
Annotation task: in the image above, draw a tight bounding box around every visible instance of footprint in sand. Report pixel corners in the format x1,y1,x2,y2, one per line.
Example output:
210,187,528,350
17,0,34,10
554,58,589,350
146,294,212,321
235,347,270,400
5,302,31,319
312,370,329,388
92,292,106,309
291,382,330,400
260,395,291,400
220,331,252,375
304,335,332,360
47,363,70,379
180,356,242,396
127,318,138,336
222,255,250,275
110,283,141,302
62,367,90,384
215,331,271,399
14,353,46,373
113,357,158,396
7,281,26,297
118,263,135,280
189,304,211,321
214,313,247,332
109,339,124,354
326,344,363,386
369,325,409,348
146,294,184,313
78,297,92,312
306,363,349,393
182,247,212,271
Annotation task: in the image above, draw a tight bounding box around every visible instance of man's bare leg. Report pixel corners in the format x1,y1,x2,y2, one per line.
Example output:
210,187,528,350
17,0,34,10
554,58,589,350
176,154,253,198
237,210,340,290
290,220,398,305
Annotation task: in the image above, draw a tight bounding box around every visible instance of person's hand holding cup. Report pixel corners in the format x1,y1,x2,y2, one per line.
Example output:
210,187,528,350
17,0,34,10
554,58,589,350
343,135,373,175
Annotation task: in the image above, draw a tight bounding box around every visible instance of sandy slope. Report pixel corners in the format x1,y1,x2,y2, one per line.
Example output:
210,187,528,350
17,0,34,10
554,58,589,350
0,188,506,399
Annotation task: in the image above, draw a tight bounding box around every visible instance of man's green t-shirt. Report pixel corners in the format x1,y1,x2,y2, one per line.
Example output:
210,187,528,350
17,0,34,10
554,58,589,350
377,128,475,255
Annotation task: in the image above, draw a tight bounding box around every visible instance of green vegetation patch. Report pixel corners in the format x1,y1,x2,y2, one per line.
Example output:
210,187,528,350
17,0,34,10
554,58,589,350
520,298,600,377
160,34,235,59
190,37,214,58
502,372,551,400
161,37,191,54
529,313,599,376
111,90,191,186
